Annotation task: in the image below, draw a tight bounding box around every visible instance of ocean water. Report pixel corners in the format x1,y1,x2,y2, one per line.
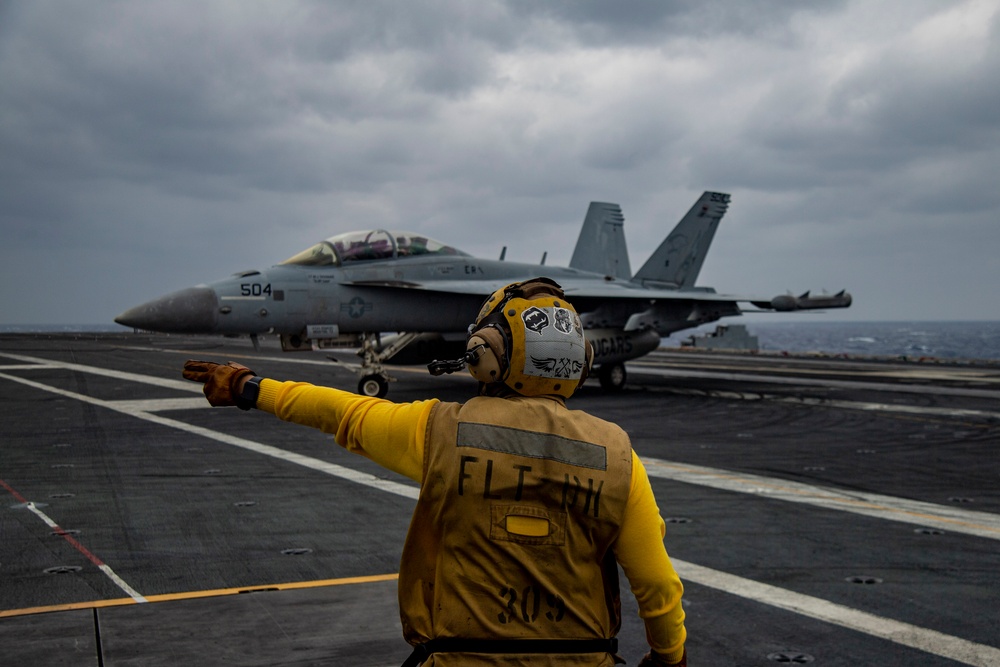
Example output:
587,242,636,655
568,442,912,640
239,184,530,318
4,321,1000,363
664,320,1000,362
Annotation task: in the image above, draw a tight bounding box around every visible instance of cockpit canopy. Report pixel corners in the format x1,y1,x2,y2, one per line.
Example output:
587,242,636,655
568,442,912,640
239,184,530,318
280,229,469,267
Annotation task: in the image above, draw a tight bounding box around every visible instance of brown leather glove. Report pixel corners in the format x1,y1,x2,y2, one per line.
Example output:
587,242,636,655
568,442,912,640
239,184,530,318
638,648,686,667
182,360,257,409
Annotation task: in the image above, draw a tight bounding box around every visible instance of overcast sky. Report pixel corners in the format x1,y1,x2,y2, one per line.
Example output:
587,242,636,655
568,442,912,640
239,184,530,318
2,0,998,326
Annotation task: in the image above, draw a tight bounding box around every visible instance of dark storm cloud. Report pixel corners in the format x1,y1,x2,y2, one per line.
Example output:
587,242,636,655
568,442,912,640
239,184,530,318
507,0,845,44
1,2,496,201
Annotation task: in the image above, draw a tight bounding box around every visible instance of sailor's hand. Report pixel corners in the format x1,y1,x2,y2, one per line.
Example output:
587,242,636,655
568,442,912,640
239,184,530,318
182,360,257,408
638,648,686,667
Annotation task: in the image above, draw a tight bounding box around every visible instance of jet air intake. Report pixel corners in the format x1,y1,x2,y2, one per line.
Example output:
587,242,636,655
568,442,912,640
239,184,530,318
585,328,661,366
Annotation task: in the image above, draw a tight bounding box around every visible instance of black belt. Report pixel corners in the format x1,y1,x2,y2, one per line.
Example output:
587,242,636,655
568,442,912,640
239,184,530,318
402,637,622,667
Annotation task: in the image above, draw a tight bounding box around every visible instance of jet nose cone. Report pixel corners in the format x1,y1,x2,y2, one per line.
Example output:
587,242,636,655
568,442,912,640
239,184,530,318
115,286,219,333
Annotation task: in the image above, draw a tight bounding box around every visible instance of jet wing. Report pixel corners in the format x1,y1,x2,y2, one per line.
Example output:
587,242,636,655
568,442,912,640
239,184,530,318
345,277,757,303
560,279,749,303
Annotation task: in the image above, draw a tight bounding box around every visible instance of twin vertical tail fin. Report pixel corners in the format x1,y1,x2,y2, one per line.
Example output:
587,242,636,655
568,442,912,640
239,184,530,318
631,191,730,289
569,192,730,288
569,202,632,279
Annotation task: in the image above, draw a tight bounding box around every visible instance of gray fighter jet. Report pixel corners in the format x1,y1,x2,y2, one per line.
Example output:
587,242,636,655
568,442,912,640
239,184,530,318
115,192,851,397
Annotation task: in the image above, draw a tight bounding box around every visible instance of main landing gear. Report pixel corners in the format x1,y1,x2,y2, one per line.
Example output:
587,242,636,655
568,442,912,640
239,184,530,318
597,362,627,391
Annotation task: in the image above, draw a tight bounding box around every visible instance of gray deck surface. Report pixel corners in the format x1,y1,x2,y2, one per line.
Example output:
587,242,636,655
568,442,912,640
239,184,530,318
1,333,998,666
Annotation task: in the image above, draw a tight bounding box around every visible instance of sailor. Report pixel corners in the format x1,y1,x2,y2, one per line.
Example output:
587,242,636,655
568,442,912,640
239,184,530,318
183,277,687,666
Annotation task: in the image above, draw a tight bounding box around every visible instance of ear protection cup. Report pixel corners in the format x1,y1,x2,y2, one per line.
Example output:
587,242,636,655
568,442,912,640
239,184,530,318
466,325,506,383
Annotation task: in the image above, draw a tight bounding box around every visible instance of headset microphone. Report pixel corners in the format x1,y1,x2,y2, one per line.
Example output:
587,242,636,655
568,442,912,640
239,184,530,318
427,356,467,376
427,342,489,376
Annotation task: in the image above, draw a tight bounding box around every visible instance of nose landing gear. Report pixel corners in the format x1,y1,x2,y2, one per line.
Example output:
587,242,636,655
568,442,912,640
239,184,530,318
354,331,426,398
356,332,393,398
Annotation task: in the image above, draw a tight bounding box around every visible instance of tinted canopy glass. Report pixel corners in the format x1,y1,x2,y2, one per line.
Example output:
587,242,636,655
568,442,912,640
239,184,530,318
280,230,469,266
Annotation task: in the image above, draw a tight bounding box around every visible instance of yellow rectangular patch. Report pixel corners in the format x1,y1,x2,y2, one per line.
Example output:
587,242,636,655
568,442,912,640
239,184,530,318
490,504,566,546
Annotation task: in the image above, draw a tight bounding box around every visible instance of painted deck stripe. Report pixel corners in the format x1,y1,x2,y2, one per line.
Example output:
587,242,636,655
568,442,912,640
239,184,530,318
673,559,1000,667
640,355,1000,386
642,457,1000,540
628,363,1000,400
742,389,997,420
0,369,421,502
25,504,146,602
0,480,146,603
0,573,399,619
110,397,211,412
0,352,200,391
774,395,1000,420
633,381,1000,420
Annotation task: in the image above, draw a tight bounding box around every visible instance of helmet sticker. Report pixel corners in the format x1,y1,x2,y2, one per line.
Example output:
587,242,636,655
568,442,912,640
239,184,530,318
522,307,550,334
530,356,584,379
553,308,574,334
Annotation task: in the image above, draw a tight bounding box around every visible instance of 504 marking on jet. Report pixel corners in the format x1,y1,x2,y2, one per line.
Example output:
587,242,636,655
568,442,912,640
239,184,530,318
239,283,272,297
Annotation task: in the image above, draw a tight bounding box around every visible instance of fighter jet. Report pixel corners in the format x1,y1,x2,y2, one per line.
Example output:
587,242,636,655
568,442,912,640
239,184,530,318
115,192,851,397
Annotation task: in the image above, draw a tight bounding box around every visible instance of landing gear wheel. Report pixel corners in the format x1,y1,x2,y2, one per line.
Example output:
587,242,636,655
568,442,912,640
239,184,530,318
598,363,627,391
358,374,389,398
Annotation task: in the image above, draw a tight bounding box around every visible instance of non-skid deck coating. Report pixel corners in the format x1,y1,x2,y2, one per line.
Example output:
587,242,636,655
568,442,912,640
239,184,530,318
1,333,998,666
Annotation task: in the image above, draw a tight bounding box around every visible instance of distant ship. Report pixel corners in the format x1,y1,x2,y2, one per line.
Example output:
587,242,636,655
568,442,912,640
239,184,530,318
681,324,759,352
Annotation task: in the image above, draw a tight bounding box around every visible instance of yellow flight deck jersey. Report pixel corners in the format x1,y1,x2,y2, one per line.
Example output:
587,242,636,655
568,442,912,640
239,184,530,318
257,380,686,666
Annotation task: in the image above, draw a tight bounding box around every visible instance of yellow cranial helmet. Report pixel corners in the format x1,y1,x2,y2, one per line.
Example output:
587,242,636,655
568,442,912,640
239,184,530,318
466,277,592,398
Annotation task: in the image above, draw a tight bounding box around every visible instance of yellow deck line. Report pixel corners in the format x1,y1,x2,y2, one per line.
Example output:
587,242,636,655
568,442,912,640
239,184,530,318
0,573,398,619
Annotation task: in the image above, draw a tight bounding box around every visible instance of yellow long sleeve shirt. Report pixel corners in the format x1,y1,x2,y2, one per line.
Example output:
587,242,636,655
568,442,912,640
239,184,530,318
256,379,686,662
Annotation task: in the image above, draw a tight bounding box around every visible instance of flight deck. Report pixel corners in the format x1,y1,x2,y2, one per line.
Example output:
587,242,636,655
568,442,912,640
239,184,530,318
1,333,998,666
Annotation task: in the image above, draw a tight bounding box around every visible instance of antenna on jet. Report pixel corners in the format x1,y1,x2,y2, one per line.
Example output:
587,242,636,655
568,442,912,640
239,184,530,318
540,251,547,265
499,246,507,261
